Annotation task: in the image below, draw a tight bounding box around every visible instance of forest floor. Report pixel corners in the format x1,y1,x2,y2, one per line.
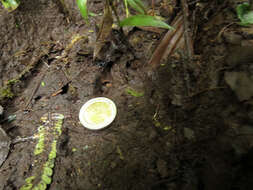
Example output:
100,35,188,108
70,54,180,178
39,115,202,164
1,0,253,190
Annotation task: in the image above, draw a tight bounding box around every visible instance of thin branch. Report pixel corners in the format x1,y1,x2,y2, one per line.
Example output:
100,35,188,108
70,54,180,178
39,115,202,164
110,0,121,28
24,67,48,110
180,0,194,60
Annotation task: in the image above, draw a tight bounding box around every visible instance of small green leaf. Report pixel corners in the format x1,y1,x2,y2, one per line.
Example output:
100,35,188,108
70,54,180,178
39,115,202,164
20,176,36,190
44,166,53,176
49,149,56,159
42,174,52,185
25,176,36,183
127,0,146,14
37,181,47,190
34,132,45,155
116,146,124,160
20,184,33,190
77,0,88,22
1,0,20,12
88,12,97,17
7,114,16,122
45,160,55,169
120,15,173,30
83,145,89,150
236,3,253,26
164,126,172,131
126,88,144,97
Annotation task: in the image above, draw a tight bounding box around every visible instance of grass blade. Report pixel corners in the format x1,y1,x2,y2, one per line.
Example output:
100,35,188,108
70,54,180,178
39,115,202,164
124,0,129,17
77,0,88,22
127,0,146,14
120,15,173,30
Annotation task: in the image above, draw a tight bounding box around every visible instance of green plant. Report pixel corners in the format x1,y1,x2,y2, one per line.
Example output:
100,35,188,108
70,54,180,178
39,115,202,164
126,87,144,97
20,113,64,190
236,2,253,26
0,0,20,12
34,126,45,155
77,0,173,30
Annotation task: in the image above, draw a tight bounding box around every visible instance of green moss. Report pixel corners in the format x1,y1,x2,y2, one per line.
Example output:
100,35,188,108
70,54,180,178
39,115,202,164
0,86,14,99
7,78,20,85
0,79,20,100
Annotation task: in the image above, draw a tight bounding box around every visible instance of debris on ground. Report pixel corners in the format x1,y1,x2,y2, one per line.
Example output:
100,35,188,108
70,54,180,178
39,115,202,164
0,126,10,167
0,105,3,116
225,71,253,101
1,0,253,189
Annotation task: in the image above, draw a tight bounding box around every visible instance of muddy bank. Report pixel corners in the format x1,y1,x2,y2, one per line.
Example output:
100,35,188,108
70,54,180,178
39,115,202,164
1,0,253,190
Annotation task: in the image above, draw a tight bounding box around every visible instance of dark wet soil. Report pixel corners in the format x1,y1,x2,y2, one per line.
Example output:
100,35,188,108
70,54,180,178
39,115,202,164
1,0,253,190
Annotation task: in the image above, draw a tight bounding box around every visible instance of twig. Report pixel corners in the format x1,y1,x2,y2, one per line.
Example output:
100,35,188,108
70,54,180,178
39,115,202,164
188,87,226,98
110,0,121,28
216,22,236,41
12,135,37,144
24,67,48,110
151,0,155,16
151,176,178,187
180,0,194,60
51,81,70,97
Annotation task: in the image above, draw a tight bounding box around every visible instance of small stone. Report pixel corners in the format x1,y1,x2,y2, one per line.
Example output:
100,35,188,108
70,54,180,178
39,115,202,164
0,126,11,167
111,162,117,169
223,31,242,45
171,94,183,106
156,159,169,178
225,71,253,101
184,127,195,140
149,129,158,140
0,105,3,116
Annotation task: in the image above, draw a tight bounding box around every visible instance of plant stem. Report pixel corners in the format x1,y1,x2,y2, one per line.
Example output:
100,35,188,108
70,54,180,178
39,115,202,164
124,0,129,17
250,0,253,10
109,0,121,27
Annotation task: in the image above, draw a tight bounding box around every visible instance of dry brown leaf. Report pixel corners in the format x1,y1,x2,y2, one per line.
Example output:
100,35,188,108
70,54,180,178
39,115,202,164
93,0,113,60
148,13,184,68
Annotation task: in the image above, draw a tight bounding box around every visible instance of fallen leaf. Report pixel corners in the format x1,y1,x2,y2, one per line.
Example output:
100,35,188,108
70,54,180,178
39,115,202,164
93,0,113,60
